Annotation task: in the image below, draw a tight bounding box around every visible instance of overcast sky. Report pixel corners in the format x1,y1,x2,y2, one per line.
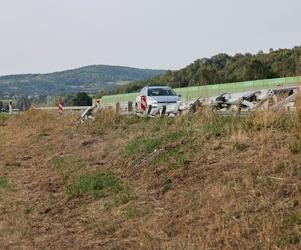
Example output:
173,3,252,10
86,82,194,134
0,0,300,75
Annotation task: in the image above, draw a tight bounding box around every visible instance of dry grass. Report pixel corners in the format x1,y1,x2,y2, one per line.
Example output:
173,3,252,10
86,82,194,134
1,109,301,249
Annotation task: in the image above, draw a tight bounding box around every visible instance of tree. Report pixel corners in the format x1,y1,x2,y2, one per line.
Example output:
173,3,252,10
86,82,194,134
243,60,273,80
16,97,32,111
72,92,92,106
63,94,76,106
97,46,301,95
296,55,301,75
0,101,3,110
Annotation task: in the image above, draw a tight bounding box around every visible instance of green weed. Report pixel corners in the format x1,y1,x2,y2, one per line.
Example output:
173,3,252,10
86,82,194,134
53,156,66,169
202,116,239,138
67,171,128,200
0,113,10,122
289,141,301,154
280,233,300,245
124,138,161,157
53,155,86,170
123,207,148,219
279,212,301,246
0,176,8,189
153,148,190,169
289,212,301,226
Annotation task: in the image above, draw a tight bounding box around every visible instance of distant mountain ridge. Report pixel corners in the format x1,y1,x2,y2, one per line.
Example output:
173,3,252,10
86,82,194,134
0,65,165,96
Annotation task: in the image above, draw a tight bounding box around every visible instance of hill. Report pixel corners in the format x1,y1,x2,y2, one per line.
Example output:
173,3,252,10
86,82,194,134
0,65,165,97
107,45,301,95
1,110,301,248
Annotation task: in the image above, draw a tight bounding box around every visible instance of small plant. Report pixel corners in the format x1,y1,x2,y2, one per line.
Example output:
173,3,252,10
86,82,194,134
123,207,147,219
24,207,33,215
52,155,86,170
289,141,301,154
280,233,300,245
0,113,10,125
289,212,301,226
279,212,301,246
231,130,249,151
162,129,188,143
152,148,190,169
67,171,128,199
0,176,8,189
101,223,117,235
123,138,161,157
52,156,66,169
202,116,239,138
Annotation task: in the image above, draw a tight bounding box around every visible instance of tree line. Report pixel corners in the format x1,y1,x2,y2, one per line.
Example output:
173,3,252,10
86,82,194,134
3,92,93,112
99,46,301,95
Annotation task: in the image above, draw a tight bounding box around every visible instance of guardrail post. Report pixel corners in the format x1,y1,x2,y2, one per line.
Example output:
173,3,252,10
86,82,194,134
296,86,301,113
161,105,166,117
128,101,133,113
116,102,120,114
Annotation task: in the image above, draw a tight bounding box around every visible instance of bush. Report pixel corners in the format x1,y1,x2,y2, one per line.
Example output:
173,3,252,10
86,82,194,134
71,92,92,106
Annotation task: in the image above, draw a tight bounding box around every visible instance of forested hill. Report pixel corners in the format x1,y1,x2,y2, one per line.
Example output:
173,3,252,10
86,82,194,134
108,46,301,95
0,65,165,96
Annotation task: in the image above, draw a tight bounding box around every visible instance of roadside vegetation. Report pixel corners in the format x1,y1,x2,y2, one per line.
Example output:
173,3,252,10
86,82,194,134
1,109,301,248
0,112,10,121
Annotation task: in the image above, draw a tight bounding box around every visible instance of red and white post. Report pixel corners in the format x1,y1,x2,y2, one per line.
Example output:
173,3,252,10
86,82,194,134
58,96,63,114
95,98,101,108
141,96,147,112
93,98,101,112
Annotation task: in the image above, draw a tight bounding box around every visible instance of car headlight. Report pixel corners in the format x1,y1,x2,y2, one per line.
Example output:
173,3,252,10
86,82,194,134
148,97,157,105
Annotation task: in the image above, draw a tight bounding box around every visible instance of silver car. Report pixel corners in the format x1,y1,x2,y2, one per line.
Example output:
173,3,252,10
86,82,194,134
135,86,181,116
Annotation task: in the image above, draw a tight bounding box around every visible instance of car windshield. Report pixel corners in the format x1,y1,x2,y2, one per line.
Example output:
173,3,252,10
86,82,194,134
147,88,176,96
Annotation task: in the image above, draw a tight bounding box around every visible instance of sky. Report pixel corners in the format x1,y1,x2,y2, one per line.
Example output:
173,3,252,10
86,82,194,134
0,0,300,75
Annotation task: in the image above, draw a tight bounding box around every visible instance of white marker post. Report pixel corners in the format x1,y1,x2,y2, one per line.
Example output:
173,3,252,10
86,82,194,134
9,101,12,115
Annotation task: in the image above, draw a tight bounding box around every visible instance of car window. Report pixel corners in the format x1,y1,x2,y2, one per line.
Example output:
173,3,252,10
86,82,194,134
147,88,176,96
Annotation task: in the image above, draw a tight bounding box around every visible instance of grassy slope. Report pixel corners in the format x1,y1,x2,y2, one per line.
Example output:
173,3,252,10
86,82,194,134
1,110,301,249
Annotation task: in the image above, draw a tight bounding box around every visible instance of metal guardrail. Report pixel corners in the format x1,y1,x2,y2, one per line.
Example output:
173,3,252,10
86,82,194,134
36,106,91,111
9,106,92,114
101,76,301,106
